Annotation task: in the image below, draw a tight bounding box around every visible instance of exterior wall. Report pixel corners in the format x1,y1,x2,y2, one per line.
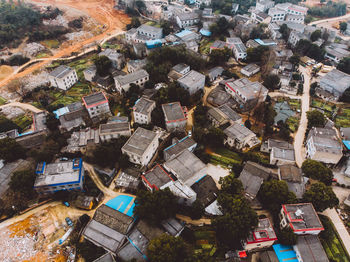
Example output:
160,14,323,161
100,130,131,142
123,136,159,166
137,28,163,39
279,209,322,235
133,103,156,125
115,75,149,93
49,70,78,90
233,48,247,60
241,68,260,77
165,119,187,132
269,10,286,22
176,16,199,28
84,70,96,82
244,240,276,252
178,76,205,95
286,15,304,24
87,102,111,119
225,133,255,150
306,137,342,165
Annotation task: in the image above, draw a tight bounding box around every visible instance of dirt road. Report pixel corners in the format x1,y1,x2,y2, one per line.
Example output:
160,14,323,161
309,13,350,40
0,101,43,113
0,0,130,88
293,65,311,167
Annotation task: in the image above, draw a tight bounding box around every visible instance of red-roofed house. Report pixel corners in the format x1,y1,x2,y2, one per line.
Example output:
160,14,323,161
82,92,111,119
141,164,174,191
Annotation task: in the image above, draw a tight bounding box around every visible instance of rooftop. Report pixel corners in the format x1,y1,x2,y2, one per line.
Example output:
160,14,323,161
178,70,205,88
279,165,302,183
218,104,241,122
282,203,323,231
133,96,155,115
295,235,328,262
241,63,260,73
99,122,130,135
49,65,74,79
164,136,197,160
225,78,267,101
320,69,350,93
161,218,185,236
114,69,149,86
224,123,256,142
172,63,189,73
162,102,186,122
308,127,342,155
177,12,199,21
191,175,219,207
122,127,158,157
82,92,108,108
272,147,295,161
99,48,123,60
246,218,277,244
142,164,173,190
138,24,163,35
268,139,294,150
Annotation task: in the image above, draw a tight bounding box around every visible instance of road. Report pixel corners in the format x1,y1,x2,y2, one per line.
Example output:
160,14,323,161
0,101,43,113
293,65,311,168
310,13,350,40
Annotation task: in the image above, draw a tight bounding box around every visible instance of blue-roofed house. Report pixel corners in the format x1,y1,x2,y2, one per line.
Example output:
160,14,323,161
200,29,211,37
273,244,298,262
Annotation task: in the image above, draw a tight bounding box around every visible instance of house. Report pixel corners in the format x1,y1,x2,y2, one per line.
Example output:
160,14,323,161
228,37,247,60
99,122,131,142
65,128,100,152
268,7,286,22
117,220,163,261
224,78,268,110
261,138,294,153
49,65,78,90
242,218,277,251
55,102,87,131
82,92,111,120
163,149,207,187
132,96,156,125
127,59,147,73
279,165,306,199
176,12,200,28
185,40,199,52
224,123,260,150
162,102,188,132
238,161,275,200
137,24,163,39
15,130,47,149
99,48,125,70
141,164,174,191
306,127,343,165
285,14,304,24
270,147,295,166
288,30,308,47
161,218,185,237
114,69,149,93
256,0,275,12
114,168,140,191
190,175,219,207
122,127,159,166
83,65,97,82
208,66,224,81
325,44,350,63
269,23,282,39
177,70,205,95
195,0,211,8
241,64,260,77
319,69,350,99
232,3,239,13
34,158,84,195
209,40,234,53
207,104,242,127
168,63,190,81
294,235,329,262
280,203,324,235
175,30,201,43
83,204,135,254
251,11,271,24
163,135,197,161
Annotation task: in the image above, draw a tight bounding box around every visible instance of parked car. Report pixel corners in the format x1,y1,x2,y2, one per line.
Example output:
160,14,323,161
63,201,70,207
65,217,73,227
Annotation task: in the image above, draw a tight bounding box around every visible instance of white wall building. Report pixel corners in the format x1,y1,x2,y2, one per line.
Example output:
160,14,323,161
176,12,200,28
82,92,111,119
114,69,149,93
132,96,156,125
49,65,78,90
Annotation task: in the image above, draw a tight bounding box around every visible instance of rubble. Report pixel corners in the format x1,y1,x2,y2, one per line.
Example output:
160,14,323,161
23,43,46,57
65,31,93,41
43,15,68,27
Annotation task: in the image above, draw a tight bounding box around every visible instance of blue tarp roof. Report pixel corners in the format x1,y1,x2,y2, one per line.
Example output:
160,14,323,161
254,38,277,46
53,106,69,119
343,140,350,150
200,29,211,36
175,30,192,38
273,244,298,262
145,39,163,49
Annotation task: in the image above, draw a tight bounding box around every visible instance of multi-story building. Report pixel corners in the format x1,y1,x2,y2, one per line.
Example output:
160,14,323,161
207,104,242,127
288,30,308,47
176,12,200,28
83,65,97,82
114,69,149,93
255,0,275,12
141,164,174,191
162,102,188,132
163,135,197,161
285,14,304,24
82,92,111,119
137,24,163,39
177,70,205,95
251,11,272,24
99,48,125,70
34,158,84,194
127,59,147,73
319,69,350,99
280,203,324,235
132,96,156,125
49,65,78,90
224,123,260,150
241,63,260,77
122,127,159,166
227,37,247,60
268,7,286,22
99,122,131,142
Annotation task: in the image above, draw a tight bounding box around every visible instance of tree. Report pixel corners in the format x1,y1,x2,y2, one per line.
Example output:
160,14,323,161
219,174,243,195
289,54,300,65
246,46,269,63
0,138,25,163
46,112,59,130
340,22,347,33
93,55,112,77
310,30,321,42
307,110,326,128
279,23,290,41
205,127,224,147
9,169,36,197
147,234,192,262
339,87,350,103
263,103,277,134
126,17,141,30
278,227,297,246
193,104,208,127
160,20,172,36
301,159,333,185
189,200,205,219
263,74,280,91
303,182,339,212
337,57,350,74
258,180,297,213
244,119,252,129
208,48,231,66
134,189,178,225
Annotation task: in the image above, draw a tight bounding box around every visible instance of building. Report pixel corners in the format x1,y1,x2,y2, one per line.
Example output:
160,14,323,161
65,128,100,153
75,195,94,210
208,66,224,81
34,158,84,195
141,164,174,191
294,235,329,262
270,147,295,166
210,40,234,53
163,135,197,161
132,96,156,125
137,24,163,39
190,175,219,208
242,218,278,251
306,127,343,165
127,59,147,73
241,64,260,77
168,63,191,82
83,65,97,82
122,127,159,166
99,122,131,142
238,161,275,200
99,48,125,70
228,37,247,60
207,104,242,127
325,44,350,63
285,14,304,24
162,102,188,132
288,30,308,47
268,7,286,22
161,218,185,237
82,92,111,120
279,165,306,199
49,65,78,90
319,69,350,99
256,0,275,12
114,69,149,93
114,168,140,191
251,11,271,24
224,123,260,150
55,102,87,131
176,12,200,28
83,204,135,253
177,70,205,95
280,203,324,235
224,78,268,110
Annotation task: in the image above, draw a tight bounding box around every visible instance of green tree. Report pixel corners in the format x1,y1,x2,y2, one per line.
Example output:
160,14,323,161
126,17,141,30
219,173,243,195
264,103,277,134
301,159,333,185
193,104,208,127
160,20,172,36
147,234,192,262
206,127,224,147
310,30,321,42
0,138,25,163
337,57,350,74
189,200,205,219
263,74,281,91
134,189,178,225
303,182,339,212
279,23,290,41
340,22,347,32
278,227,297,245
93,55,112,77
46,112,59,131
208,47,231,65
246,46,269,63
289,54,300,65
245,119,252,129
258,180,297,213
339,87,350,103
307,110,326,128
9,169,36,197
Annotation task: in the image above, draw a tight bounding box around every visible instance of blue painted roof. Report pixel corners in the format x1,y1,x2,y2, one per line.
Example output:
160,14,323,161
254,38,277,46
145,39,163,49
175,30,192,38
343,140,350,150
273,244,298,262
53,106,69,119
200,29,211,36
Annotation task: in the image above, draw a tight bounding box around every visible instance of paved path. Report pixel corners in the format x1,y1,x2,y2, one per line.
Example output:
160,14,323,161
310,13,350,40
293,65,311,167
0,102,43,113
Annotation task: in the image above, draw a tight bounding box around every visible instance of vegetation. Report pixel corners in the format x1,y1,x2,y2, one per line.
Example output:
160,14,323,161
308,2,346,18
93,55,112,77
337,57,350,75
9,169,36,198
295,39,324,62
208,48,231,66
0,115,21,133
340,22,348,33
279,23,291,41
126,17,141,30
303,182,339,212
278,227,297,246
263,74,281,91
307,110,326,128
0,138,25,163
246,46,269,63
301,159,333,185
340,87,350,103
209,17,231,38
310,30,322,42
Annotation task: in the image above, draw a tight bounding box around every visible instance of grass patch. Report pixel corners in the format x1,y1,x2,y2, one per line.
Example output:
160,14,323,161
209,147,242,168
68,58,93,80
12,114,32,132
41,39,60,49
0,96,7,105
49,83,91,107
199,39,214,55
193,228,217,256
101,42,122,50
36,52,51,59
335,107,350,128
286,116,300,132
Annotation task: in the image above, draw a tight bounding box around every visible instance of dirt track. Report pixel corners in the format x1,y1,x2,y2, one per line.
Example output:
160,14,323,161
0,0,130,88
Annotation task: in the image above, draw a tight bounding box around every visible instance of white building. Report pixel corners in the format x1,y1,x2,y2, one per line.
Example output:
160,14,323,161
241,64,260,77
177,70,205,95
137,24,163,39
99,122,131,142
286,14,304,24
132,96,156,125
83,65,97,82
268,7,286,22
114,69,149,93
227,37,247,60
82,92,111,119
256,0,275,12
162,102,188,132
319,69,350,99
224,123,260,150
176,12,200,28
288,30,307,47
49,65,78,90
122,127,159,166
